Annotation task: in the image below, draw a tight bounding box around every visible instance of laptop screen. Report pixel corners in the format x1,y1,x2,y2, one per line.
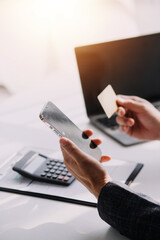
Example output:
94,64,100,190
75,33,160,117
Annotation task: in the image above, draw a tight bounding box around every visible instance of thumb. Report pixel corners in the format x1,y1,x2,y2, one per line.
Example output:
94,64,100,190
59,137,86,160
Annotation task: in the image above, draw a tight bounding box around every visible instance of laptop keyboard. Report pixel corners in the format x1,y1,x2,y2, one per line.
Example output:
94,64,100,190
97,115,118,130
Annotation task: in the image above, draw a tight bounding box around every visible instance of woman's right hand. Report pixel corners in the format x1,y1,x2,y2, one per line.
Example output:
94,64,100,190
116,95,160,140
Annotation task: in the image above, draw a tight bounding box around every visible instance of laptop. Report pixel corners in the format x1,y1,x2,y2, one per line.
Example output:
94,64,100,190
75,33,160,146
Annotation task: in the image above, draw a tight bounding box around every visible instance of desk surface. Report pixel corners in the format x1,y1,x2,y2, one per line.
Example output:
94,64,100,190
0,80,160,240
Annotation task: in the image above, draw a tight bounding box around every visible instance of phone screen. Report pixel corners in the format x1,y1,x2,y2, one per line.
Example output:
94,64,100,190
39,101,102,161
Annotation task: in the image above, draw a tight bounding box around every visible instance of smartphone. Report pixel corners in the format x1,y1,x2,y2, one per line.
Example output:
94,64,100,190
39,101,102,161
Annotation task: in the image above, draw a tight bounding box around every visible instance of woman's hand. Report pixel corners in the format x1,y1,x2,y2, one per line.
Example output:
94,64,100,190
116,95,160,140
59,129,111,199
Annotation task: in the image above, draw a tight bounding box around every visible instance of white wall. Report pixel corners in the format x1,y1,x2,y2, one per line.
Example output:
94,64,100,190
0,0,160,93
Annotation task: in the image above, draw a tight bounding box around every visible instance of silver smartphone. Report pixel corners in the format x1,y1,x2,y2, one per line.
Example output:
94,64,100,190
39,101,102,161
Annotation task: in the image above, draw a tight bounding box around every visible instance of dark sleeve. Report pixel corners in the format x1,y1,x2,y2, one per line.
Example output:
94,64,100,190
97,182,160,240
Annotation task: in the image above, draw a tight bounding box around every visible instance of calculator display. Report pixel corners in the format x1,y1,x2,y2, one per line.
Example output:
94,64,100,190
23,155,45,174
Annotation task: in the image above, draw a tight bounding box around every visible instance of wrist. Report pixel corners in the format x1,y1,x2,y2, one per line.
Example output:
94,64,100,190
93,175,112,199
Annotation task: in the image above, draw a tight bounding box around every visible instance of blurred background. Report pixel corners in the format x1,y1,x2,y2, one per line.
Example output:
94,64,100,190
0,0,160,100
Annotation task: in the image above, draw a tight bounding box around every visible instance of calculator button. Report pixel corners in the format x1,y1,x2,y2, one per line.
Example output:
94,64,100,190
55,170,61,175
56,162,61,167
44,168,50,172
64,176,70,181
41,173,46,177
58,175,64,180
59,159,64,163
53,166,58,170
52,174,58,179
61,171,67,176
50,169,55,174
61,164,65,168
53,159,58,163
67,173,72,177
50,162,55,166
59,167,64,171
47,165,52,169
46,173,52,178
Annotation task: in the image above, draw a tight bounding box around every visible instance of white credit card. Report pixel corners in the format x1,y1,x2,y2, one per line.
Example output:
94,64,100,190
97,84,118,118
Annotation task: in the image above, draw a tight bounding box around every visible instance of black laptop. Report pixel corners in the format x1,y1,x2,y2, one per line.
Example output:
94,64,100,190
75,33,160,146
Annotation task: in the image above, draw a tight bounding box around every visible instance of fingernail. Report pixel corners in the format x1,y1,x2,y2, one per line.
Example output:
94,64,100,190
117,109,123,116
60,138,68,147
100,156,111,163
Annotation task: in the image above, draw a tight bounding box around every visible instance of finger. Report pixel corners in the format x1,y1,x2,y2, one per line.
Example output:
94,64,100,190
116,116,135,127
116,106,126,117
117,94,145,103
60,144,77,167
60,144,85,179
117,94,135,99
119,125,130,134
100,155,111,163
116,97,143,112
91,138,102,146
83,129,93,138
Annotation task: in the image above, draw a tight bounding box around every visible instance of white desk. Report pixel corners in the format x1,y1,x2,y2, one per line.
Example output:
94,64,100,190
0,81,160,240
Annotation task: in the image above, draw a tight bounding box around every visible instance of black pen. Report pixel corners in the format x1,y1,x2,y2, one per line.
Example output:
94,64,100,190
125,163,144,186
